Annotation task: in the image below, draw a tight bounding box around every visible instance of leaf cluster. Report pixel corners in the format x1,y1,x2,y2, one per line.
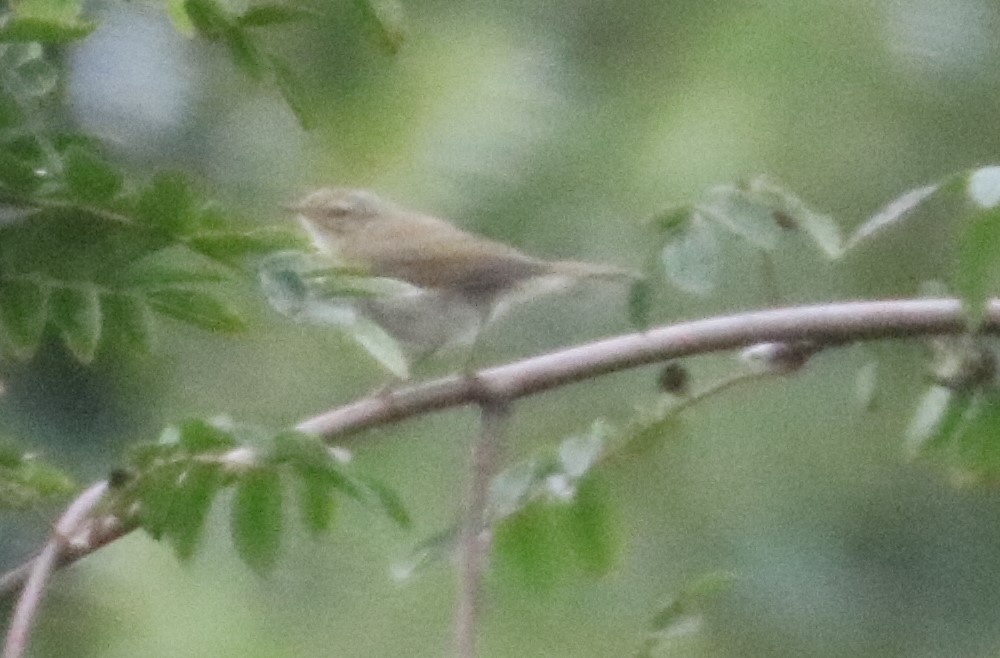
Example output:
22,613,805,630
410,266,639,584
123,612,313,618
113,418,408,573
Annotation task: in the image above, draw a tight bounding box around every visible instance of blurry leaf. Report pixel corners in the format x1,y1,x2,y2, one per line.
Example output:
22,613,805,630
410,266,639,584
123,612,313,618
220,24,264,79
0,151,42,192
9,56,58,98
854,360,878,411
232,468,283,573
638,572,736,657
358,476,410,528
177,418,239,453
165,0,197,36
746,176,842,258
968,166,1000,208
911,388,1000,481
954,207,1000,328
352,0,405,53
0,443,75,509
660,212,721,295
123,247,231,288
392,527,456,581
259,266,310,317
63,145,123,204
99,292,154,352
565,475,619,575
698,185,782,251
183,0,264,78
489,457,551,520
650,205,691,233
0,278,48,358
146,288,246,332
0,16,95,43
137,461,186,540
494,499,563,594
349,316,409,378
183,0,229,36
50,283,102,363
558,422,610,478
845,183,939,250
166,462,222,560
269,54,315,129
298,472,336,536
627,277,652,330
905,385,959,458
187,228,305,263
135,172,196,236
238,4,315,26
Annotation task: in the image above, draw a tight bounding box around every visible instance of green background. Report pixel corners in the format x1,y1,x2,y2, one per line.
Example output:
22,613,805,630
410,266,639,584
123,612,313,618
5,0,1000,656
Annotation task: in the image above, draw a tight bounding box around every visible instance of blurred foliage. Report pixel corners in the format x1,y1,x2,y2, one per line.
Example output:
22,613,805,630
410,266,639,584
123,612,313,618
2,1,1000,657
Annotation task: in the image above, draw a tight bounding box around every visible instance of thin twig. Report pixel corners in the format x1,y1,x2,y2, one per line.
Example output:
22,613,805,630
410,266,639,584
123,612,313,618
2,482,110,658
453,399,510,658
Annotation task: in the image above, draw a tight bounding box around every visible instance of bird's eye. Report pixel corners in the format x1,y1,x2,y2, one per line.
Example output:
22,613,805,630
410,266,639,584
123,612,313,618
326,202,351,218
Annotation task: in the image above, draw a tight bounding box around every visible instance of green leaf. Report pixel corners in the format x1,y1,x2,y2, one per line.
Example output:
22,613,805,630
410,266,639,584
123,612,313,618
639,571,735,656
99,292,154,352
558,423,609,478
350,316,409,379
137,461,187,540
8,56,58,98
49,284,102,362
298,472,336,536
352,0,405,54
165,462,222,560
627,277,652,330
135,172,197,236
0,16,95,43
908,388,1000,482
177,418,239,453
123,247,231,288
0,444,76,509
745,176,843,258
187,228,306,262
697,185,783,251
565,475,618,575
63,145,123,204
0,278,49,359
231,468,283,573
905,385,962,459
269,54,315,129
220,24,264,79
238,4,315,26
146,288,246,333
494,500,563,594
165,0,197,36
845,183,939,251
359,476,410,528
660,212,721,295
184,0,230,36
854,360,879,411
954,207,1000,328
0,151,42,192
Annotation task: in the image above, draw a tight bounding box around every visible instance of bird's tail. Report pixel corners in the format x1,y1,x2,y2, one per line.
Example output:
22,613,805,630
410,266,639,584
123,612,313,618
547,260,641,281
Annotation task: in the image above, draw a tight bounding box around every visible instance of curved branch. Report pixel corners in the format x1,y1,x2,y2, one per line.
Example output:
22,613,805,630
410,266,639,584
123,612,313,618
297,298,996,439
3,482,110,658
0,298,996,601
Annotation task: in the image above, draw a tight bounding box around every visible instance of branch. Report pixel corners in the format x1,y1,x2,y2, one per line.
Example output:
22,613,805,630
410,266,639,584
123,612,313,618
297,298,997,439
453,400,510,658
0,298,996,600
3,482,110,658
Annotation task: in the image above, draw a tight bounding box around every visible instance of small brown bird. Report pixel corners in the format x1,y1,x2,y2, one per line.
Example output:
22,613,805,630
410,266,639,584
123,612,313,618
289,188,636,357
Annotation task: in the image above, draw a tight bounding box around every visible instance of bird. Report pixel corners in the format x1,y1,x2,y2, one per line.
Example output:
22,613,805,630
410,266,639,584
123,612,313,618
288,187,637,360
